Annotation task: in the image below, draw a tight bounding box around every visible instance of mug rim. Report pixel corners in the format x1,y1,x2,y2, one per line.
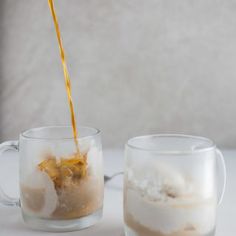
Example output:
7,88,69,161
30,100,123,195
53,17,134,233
126,134,216,154
20,125,100,141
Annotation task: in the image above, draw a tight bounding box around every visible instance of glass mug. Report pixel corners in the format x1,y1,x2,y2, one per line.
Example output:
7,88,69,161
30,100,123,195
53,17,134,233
0,126,104,232
124,134,226,236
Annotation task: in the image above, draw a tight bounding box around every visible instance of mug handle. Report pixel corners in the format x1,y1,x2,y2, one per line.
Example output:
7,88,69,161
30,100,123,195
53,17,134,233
216,149,227,205
0,141,20,207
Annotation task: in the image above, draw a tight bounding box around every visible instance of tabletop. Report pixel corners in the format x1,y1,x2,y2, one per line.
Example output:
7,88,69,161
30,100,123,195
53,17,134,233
0,149,235,236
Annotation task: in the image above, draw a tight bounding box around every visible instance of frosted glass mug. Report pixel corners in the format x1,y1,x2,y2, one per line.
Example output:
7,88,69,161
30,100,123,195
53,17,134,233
124,134,226,236
0,126,104,232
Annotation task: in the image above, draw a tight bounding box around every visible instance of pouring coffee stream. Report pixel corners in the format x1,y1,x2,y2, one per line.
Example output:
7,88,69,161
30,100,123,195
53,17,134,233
47,0,123,185
47,0,80,155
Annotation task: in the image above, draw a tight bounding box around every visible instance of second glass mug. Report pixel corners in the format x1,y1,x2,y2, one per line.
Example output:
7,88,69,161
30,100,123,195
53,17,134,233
0,126,104,232
124,134,226,236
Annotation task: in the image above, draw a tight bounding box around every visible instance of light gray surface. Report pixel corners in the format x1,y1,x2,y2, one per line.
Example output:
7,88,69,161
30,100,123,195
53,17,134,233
1,0,236,148
0,149,235,235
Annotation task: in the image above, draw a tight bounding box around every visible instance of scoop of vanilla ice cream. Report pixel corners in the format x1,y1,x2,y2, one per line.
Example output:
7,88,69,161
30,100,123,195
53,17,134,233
21,170,58,217
125,160,216,234
127,160,189,201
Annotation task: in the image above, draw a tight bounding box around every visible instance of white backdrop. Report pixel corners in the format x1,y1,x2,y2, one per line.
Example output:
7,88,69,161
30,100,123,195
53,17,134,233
0,0,235,148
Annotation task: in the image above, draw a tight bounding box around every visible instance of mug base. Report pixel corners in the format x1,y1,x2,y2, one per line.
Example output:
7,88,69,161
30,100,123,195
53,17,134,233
22,208,103,232
124,224,216,236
